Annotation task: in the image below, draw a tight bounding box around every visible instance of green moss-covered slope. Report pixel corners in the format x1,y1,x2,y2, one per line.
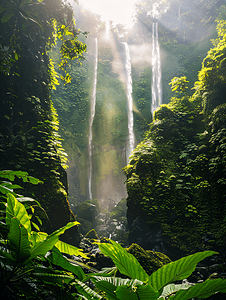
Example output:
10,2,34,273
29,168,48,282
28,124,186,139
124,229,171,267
124,13,226,257
0,0,86,246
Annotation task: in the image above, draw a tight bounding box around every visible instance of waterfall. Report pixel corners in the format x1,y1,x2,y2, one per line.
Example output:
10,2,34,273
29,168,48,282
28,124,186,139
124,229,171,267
88,38,98,199
105,20,110,40
151,22,162,116
122,42,135,163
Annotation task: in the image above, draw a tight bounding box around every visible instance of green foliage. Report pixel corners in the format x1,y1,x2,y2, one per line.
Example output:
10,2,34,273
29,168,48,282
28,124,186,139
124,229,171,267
98,239,149,282
1,172,225,299
169,76,189,95
0,173,88,299
0,0,84,242
53,20,87,84
109,199,127,220
124,9,226,254
0,170,42,199
0,0,87,84
193,13,226,114
132,67,153,139
82,239,226,300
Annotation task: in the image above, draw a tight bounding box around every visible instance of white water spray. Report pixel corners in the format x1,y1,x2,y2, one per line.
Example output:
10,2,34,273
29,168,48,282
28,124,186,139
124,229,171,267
122,42,135,163
151,22,162,116
105,20,110,40
88,38,98,199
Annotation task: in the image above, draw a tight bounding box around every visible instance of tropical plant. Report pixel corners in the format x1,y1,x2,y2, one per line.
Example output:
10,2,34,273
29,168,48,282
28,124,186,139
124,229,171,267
0,170,88,299
1,172,226,299
79,239,226,300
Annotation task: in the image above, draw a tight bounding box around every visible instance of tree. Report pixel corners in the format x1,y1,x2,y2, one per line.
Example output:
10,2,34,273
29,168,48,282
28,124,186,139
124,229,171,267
0,0,87,244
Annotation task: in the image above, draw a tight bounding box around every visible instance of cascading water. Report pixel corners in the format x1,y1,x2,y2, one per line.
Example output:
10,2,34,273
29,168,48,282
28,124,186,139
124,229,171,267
88,38,98,199
122,42,135,163
151,22,162,116
105,20,110,40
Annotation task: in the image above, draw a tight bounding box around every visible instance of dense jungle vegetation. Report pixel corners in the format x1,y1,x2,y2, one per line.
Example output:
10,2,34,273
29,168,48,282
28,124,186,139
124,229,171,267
124,2,226,257
0,0,87,245
1,0,226,299
1,174,226,299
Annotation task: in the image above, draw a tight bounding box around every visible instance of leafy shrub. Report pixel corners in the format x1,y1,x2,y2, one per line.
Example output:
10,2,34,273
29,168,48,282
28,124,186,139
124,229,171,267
85,239,226,300
0,170,87,299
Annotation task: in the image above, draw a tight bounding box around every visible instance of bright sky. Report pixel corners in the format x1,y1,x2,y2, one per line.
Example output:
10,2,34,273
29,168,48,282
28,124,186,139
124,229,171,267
78,0,138,27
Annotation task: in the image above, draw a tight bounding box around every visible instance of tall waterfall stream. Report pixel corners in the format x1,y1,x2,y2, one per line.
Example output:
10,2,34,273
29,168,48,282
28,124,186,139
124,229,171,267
88,38,98,200
151,22,162,116
88,24,162,199
122,42,135,163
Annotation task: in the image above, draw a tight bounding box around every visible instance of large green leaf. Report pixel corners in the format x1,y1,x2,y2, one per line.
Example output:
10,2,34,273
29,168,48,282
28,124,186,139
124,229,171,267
0,181,22,192
55,240,88,258
6,193,31,235
73,279,102,299
28,234,59,261
92,276,135,286
98,239,148,282
26,222,80,262
116,283,159,300
0,170,42,184
1,13,15,23
0,248,15,265
50,221,80,237
17,197,41,207
33,272,74,285
30,231,48,247
92,277,139,300
92,279,120,300
0,184,18,196
149,251,217,291
8,217,31,262
47,247,85,281
161,283,191,299
170,279,226,300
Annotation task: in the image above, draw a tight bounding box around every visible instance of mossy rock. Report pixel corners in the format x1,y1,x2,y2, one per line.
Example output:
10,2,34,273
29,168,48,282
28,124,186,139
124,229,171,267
109,198,127,220
76,217,93,235
75,199,100,222
126,243,171,275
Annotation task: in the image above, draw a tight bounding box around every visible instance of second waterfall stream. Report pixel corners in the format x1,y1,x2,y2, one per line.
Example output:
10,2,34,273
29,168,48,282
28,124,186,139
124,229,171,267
122,42,135,164
88,38,98,200
151,22,162,116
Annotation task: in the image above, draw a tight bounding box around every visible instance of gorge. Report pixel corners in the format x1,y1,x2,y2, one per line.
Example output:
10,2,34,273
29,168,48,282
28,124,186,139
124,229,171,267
0,0,226,271
1,0,226,298
52,0,226,261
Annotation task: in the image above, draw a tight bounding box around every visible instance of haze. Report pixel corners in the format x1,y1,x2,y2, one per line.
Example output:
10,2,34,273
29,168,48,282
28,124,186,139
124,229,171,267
79,0,138,26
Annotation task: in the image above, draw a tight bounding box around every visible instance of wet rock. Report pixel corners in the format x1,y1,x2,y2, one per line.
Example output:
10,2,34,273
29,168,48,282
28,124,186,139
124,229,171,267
128,216,184,260
95,252,114,270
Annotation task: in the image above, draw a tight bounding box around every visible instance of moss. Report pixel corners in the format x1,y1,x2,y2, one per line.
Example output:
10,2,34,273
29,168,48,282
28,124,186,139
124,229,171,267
126,243,171,275
125,88,226,254
109,198,127,220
